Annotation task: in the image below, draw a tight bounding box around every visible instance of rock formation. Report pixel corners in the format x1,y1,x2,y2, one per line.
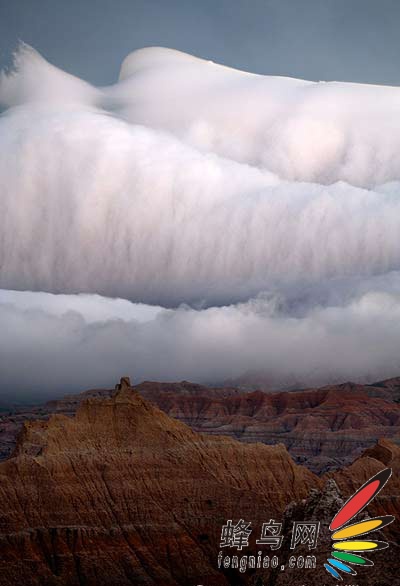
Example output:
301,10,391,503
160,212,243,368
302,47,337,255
0,383,317,586
0,379,398,585
2,377,399,473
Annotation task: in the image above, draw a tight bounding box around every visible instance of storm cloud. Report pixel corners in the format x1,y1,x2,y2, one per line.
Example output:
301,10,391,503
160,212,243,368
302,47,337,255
2,287,400,401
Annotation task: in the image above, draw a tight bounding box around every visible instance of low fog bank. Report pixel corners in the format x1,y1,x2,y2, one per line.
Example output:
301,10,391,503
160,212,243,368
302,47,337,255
1,287,399,400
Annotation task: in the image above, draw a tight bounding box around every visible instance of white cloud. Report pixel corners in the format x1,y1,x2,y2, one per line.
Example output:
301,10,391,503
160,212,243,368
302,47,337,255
1,46,400,397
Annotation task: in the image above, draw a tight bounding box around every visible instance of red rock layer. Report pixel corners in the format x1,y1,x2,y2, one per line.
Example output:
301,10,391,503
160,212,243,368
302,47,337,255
134,380,400,472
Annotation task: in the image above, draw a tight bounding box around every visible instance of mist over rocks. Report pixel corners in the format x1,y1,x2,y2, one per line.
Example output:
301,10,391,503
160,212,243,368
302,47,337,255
1,46,400,397
2,288,400,399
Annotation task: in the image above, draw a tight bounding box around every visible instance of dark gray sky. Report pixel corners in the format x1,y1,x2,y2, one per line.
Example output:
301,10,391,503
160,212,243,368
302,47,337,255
0,0,400,86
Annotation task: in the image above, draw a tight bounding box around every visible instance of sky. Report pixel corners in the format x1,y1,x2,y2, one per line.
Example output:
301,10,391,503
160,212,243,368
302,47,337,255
1,0,400,86
1,2,400,402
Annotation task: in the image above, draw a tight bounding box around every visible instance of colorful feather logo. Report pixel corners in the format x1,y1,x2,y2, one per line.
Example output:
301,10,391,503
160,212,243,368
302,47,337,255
325,468,394,581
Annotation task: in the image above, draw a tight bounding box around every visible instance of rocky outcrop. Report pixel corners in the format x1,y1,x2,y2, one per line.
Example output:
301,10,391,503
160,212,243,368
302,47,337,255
0,384,318,586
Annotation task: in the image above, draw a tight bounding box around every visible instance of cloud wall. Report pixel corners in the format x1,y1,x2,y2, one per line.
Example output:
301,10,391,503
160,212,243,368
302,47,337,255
1,45,400,396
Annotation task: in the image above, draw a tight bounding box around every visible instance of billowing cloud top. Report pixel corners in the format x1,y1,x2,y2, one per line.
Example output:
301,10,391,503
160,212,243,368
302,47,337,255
0,45,400,397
